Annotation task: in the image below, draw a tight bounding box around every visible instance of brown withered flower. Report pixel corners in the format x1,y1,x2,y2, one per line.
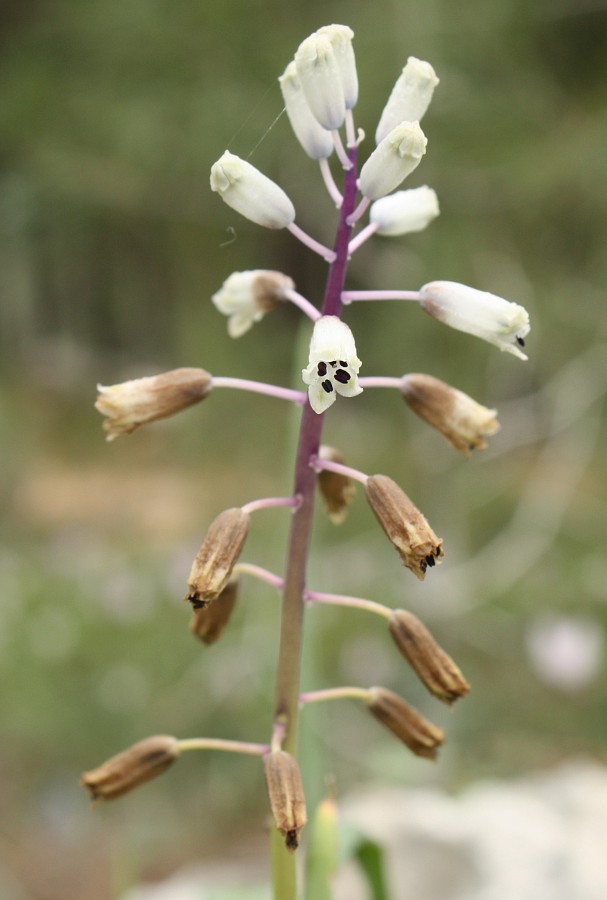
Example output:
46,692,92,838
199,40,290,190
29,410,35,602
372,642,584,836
401,373,500,457
389,610,470,704
365,474,443,579
367,687,444,760
81,735,179,802
190,577,239,644
96,367,212,441
263,750,307,851
317,445,356,524
186,508,249,610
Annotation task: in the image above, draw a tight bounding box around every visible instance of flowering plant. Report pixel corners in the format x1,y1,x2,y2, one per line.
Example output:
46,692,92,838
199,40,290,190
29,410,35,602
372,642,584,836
84,24,530,899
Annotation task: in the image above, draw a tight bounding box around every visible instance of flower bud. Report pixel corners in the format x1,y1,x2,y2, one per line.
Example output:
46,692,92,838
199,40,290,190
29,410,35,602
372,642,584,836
316,24,358,109
419,280,531,359
365,474,443,580
375,57,439,144
301,316,363,414
212,270,294,338
81,735,179,801
95,368,212,441
190,577,239,644
401,373,500,456
367,687,444,759
359,121,427,202
317,445,355,524
279,62,334,160
263,750,307,851
210,151,295,229
388,610,470,704
369,185,439,236
186,508,249,609
294,32,346,130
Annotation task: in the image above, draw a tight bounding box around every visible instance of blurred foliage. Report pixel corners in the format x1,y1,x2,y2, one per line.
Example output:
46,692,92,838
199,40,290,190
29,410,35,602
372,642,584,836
1,1,607,898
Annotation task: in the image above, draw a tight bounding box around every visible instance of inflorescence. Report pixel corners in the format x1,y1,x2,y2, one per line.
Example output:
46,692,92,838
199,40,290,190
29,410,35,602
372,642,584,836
85,23,530,867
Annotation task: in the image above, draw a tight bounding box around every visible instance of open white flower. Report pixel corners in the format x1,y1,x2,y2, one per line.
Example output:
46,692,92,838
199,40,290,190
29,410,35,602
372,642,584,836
375,57,439,144
302,316,363,414
419,280,531,359
210,151,295,229
212,270,294,338
370,186,439,236
359,121,427,201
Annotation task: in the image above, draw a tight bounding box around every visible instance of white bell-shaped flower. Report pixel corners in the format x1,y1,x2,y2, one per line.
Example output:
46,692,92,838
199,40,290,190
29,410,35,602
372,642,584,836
370,186,439,236
317,24,358,109
279,62,334,160
212,270,294,338
419,281,531,359
375,57,439,144
210,151,295,229
302,316,363,414
359,121,427,201
294,32,346,131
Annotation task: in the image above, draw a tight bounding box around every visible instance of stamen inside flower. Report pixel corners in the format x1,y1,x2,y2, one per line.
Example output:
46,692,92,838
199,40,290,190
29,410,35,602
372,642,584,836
334,370,351,384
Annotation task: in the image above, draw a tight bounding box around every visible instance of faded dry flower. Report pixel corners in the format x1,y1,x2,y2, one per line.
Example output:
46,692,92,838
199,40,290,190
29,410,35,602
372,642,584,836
401,373,500,456
367,687,444,759
263,750,307,851
186,508,249,609
317,446,356,524
95,368,212,440
365,474,443,579
81,736,179,802
389,609,470,704
190,577,239,644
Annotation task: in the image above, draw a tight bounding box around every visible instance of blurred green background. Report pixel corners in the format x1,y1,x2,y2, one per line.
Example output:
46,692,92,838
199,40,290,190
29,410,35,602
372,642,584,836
1,0,607,897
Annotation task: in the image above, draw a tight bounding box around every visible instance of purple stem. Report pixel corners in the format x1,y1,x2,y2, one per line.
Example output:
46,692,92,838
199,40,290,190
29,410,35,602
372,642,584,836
273,143,359,754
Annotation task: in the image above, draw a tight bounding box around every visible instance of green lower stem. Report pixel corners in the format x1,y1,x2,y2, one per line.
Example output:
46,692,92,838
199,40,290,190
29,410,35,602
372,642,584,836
272,828,298,899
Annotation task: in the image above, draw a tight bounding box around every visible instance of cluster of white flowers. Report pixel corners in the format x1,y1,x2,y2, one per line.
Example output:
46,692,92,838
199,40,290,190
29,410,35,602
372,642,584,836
209,24,530,416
